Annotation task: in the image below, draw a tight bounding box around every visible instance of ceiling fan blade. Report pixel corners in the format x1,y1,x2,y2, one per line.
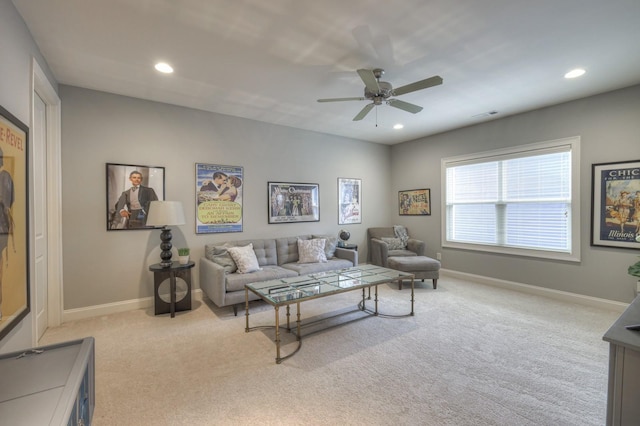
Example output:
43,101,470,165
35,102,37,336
387,99,423,114
393,75,443,96
317,97,366,103
357,69,380,93
353,103,375,121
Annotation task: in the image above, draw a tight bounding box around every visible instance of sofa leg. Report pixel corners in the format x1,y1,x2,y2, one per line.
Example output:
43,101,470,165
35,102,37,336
233,304,238,316
433,279,438,290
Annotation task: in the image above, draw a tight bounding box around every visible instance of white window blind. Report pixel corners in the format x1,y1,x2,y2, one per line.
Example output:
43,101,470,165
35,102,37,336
442,137,580,261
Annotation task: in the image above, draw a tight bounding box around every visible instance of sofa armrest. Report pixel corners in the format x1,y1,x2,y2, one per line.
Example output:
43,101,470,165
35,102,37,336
370,238,389,267
199,257,227,307
407,238,425,256
334,247,358,266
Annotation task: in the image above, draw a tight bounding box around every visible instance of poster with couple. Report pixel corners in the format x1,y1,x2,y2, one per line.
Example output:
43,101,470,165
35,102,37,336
196,163,244,233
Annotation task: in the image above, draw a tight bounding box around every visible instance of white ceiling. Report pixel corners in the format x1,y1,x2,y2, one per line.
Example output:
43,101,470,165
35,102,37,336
12,0,640,145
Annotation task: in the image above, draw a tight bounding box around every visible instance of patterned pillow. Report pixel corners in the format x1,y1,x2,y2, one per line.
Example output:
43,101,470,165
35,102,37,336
394,225,409,247
227,244,261,274
298,238,327,264
381,237,405,250
313,235,338,259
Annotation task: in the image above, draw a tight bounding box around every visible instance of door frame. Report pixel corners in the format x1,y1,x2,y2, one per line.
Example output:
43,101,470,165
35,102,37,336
31,58,63,345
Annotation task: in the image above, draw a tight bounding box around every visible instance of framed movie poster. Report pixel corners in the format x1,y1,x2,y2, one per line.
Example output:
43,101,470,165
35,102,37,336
106,163,165,231
196,163,243,233
0,105,29,341
591,160,640,249
338,177,361,225
268,182,319,224
399,188,431,216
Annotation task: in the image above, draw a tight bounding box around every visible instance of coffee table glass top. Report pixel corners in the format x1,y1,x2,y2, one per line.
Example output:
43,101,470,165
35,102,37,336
246,264,413,305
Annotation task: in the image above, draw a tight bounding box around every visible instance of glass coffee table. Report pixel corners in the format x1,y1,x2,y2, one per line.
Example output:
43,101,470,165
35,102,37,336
244,264,415,363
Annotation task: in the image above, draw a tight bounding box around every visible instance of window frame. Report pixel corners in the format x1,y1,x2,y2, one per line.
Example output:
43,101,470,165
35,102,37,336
441,137,581,262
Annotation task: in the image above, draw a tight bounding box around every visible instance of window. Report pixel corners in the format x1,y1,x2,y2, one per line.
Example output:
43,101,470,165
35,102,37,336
442,137,580,261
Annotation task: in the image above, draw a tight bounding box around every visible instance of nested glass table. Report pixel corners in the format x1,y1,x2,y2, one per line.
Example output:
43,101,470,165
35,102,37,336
244,264,415,363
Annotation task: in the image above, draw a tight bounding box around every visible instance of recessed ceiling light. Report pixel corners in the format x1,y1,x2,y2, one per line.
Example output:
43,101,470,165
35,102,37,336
155,62,174,74
393,123,404,130
564,68,585,79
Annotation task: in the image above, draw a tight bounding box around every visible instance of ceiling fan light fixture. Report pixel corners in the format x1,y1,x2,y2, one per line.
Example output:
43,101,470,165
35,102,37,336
564,68,585,79
155,62,174,74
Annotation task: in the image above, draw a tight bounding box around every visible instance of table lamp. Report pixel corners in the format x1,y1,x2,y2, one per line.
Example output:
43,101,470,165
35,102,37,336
146,201,186,267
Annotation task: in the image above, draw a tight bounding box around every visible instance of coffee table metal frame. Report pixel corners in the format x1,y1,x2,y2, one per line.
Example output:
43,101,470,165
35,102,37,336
244,265,415,364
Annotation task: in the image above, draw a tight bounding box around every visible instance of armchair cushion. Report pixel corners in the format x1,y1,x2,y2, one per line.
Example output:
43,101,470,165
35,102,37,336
381,237,405,250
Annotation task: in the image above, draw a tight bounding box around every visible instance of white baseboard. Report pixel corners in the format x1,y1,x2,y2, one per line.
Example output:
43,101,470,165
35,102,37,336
62,271,628,323
63,289,204,323
441,269,629,313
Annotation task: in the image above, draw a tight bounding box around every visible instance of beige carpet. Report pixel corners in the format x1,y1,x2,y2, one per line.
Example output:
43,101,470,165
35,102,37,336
40,274,621,426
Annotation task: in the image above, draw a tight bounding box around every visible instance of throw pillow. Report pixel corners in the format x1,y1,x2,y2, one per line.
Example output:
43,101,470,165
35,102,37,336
227,244,261,274
298,238,327,264
394,225,409,247
313,235,338,259
381,237,405,250
211,251,238,273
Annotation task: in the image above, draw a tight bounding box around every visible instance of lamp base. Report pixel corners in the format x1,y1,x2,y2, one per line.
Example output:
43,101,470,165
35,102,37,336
159,226,173,267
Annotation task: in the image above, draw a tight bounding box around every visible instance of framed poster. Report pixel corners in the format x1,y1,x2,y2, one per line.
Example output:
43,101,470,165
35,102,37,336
338,177,361,225
0,105,29,341
268,182,319,224
196,163,243,233
399,188,431,216
106,163,165,230
591,160,640,249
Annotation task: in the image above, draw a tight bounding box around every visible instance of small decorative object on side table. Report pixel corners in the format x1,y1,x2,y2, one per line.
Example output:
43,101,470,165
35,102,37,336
338,229,357,250
149,261,195,317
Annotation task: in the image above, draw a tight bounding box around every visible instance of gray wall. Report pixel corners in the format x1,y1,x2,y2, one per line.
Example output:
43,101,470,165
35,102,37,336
60,85,391,310
391,85,640,303
0,0,57,352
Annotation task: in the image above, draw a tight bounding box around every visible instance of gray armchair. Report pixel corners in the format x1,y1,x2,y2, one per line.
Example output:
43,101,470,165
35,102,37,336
367,227,425,267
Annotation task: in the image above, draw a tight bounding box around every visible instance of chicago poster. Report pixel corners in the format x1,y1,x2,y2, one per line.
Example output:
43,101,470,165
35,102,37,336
591,160,640,249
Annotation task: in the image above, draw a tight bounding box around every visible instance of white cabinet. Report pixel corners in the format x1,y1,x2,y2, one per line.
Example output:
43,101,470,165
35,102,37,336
0,337,95,425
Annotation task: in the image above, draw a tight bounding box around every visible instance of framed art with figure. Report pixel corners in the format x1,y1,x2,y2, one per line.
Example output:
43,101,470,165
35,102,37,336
268,182,319,224
106,163,165,231
0,105,29,341
591,160,640,249
399,188,431,216
196,163,243,234
338,177,361,225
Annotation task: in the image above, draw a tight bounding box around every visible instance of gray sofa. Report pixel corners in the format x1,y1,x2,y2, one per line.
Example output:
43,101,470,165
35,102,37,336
200,234,358,314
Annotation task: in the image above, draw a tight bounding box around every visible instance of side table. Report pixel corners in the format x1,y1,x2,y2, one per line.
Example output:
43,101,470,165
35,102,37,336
149,261,195,318
338,242,358,251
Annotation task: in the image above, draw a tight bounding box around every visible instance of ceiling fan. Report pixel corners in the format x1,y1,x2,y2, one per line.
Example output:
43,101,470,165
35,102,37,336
317,68,443,121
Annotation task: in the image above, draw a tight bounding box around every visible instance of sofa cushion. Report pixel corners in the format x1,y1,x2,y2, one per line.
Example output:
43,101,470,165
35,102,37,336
313,235,338,259
298,238,327,263
282,258,353,275
227,244,261,274
276,235,311,265
381,237,405,250
388,249,418,257
221,239,277,266
225,265,298,292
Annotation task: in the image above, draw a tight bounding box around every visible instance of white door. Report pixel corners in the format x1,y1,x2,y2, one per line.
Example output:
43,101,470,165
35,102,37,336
33,93,48,340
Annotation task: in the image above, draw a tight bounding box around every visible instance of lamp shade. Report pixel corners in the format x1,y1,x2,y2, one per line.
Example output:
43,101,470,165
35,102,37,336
146,201,186,226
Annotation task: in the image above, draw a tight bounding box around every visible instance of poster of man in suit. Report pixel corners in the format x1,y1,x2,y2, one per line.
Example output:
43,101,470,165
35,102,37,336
106,163,165,230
